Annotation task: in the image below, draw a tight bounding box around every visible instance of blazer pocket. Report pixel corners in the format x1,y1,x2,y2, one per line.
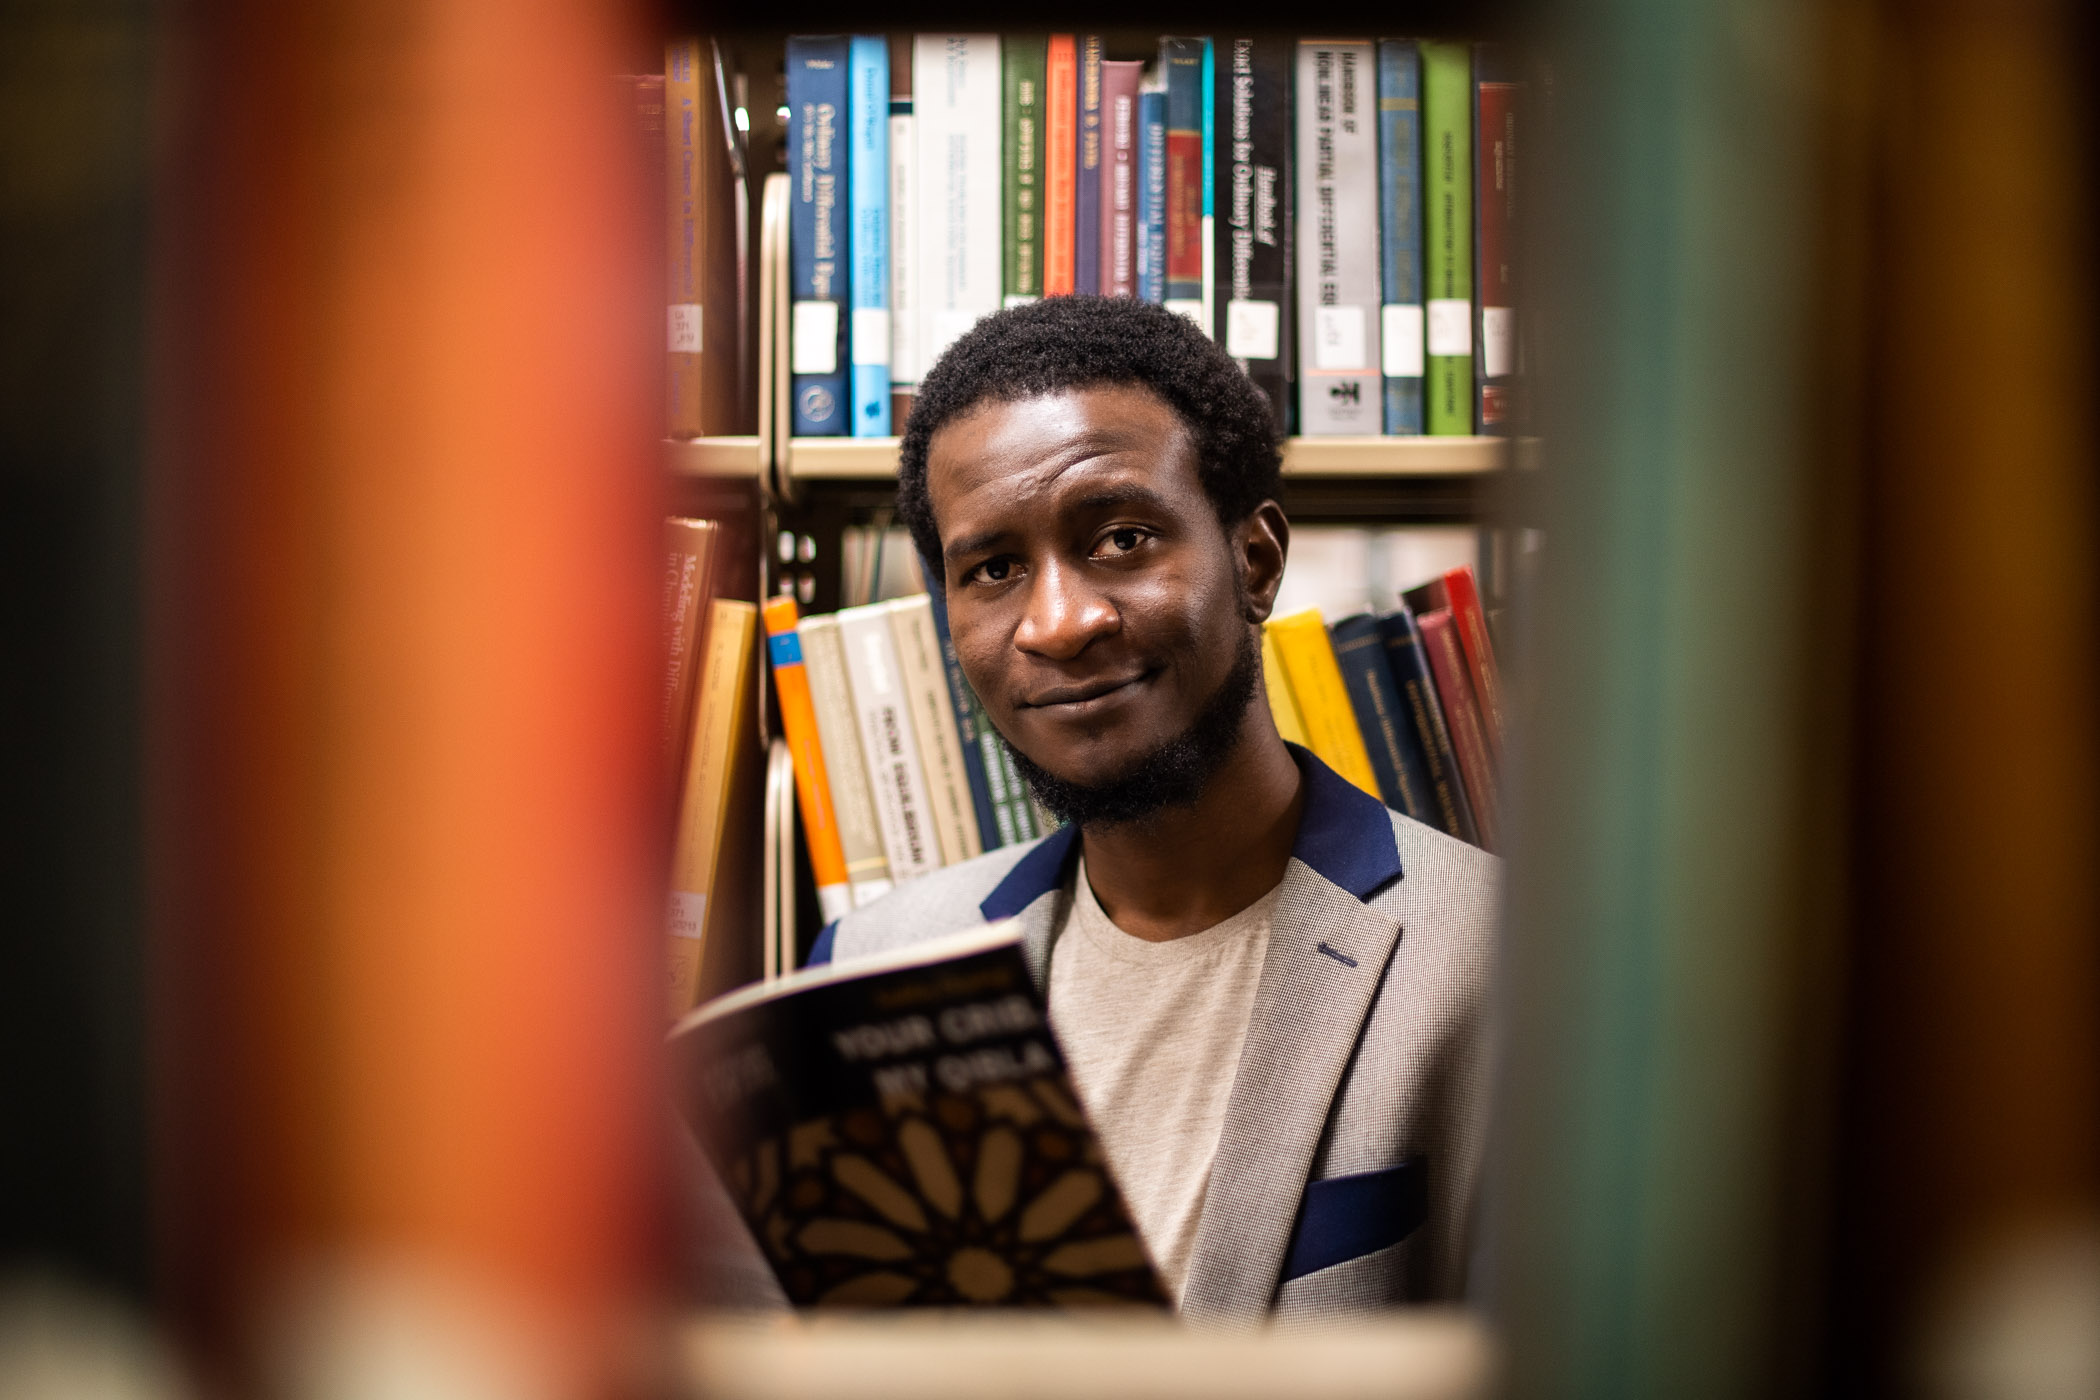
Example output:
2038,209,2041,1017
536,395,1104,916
1279,1158,1429,1284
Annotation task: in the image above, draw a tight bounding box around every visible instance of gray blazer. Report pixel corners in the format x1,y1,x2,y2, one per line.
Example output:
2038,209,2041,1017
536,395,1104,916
807,746,1499,1321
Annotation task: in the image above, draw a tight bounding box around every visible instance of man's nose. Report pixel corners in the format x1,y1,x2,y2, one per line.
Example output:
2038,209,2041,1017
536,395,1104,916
1012,557,1119,661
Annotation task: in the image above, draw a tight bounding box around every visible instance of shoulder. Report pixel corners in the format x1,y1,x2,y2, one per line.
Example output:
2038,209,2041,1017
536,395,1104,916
1376,809,1500,921
824,835,1057,964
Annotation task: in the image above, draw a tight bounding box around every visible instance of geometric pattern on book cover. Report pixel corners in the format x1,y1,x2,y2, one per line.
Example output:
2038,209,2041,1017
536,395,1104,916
722,1075,1166,1307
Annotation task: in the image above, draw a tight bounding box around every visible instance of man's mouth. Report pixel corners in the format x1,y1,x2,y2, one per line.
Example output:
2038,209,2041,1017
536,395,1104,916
1020,669,1155,712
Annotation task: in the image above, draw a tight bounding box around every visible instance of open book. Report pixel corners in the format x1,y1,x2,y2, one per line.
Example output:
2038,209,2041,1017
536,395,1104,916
670,924,1168,1307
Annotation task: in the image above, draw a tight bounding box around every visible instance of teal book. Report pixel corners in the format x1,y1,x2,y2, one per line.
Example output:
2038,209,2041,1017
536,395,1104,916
848,36,891,435
1377,40,1425,434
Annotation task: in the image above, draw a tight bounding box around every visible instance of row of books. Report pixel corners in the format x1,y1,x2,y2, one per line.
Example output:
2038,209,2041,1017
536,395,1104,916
776,33,1521,441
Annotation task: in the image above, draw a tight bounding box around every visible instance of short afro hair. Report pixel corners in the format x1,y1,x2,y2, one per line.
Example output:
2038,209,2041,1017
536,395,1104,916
896,296,1283,567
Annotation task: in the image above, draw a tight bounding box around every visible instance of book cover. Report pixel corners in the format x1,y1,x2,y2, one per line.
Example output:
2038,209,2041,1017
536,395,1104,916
670,924,1168,1307
1402,565,1503,757
1099,59,1142,298
1217,36,1294,433
888,39,917,423
1294,40,1383,435
1265,608,1382,800
1135,80,1166,303
1261,626,1310,748
1199,37,1216,337
1377,39,1426,434
914,35,1003,371
1420,40,1474,435
1003,35,1048,307
923,570,1037,850
788,37,851,436
662,518,719,786
798,613,895,907
1075,36,1103,295
1160,37,1205,323
1376,608,1479,845
1473,44,1518,435
1330,613,1438,823
888,595,985,867
763,599,855,922
669,599,758,1015
838,601,942,882
1044,36,1078,296
665,40,740,436
1417,607,1497,850
848,36,891,436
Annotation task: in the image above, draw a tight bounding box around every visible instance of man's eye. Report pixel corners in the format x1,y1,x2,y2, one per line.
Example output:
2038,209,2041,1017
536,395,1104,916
1097,527,1147,557
970,557,1015,584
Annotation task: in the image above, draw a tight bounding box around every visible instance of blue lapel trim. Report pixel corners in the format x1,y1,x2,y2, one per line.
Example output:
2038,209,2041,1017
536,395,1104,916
975,743,1401,921
1280,1158,1428,1283
978,822,1081,921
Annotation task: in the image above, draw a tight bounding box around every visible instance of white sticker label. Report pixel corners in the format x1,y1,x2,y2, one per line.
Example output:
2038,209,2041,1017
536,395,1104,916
1224,300,1279,360
1381,304,1425,377
791,301,840,375
667,303,702,354
1163,299,1210,337
1313,305,1368,371
851,308,890,366
1481,306,1516,377
1002,294,1040,310
667,891,708,941
1427,298,1473,356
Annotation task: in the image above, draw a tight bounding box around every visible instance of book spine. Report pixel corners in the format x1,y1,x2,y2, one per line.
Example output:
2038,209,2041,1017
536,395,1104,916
887,595,984,866
1421,40,1475,435
1266,609,1382,799
661,517,718,783
1136,85,1166,303
1218,37,1293,434
1378,608,1479,844
1043,36,1078,296
1378,39,1425,434
1003,35,1047,306
1295,40,1383,435
797,614,895,906
836,602,942,881
1261,626,1310,748
787,37,850,436
1075,36,1103,295
1418,607,1497,850
1099,60,1142,298
1330,614,1436,823
665,41,705,436
1200,37,1216,337
921,576,1007,850
848,36,890,436
760,598,854,921
888,41,916,421
1474,44,1517,435
1161,38,1205,320
914,35,1003,370
1439,565,1504,756
668,599,758,1014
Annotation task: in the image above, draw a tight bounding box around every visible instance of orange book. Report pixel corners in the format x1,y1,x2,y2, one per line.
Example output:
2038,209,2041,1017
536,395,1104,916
761,597,853,922
1043,35,1078,295
669,598,758,1014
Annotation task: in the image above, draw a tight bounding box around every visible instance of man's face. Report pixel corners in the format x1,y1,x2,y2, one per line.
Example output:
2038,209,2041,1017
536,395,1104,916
925,384,1282,797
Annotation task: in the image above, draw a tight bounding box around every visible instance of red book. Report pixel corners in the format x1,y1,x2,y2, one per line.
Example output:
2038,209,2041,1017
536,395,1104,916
1044,36,1077,295
1403,565,1504,759
1098,60,1143,297
1418,608,1498,852
1474,46,1518,433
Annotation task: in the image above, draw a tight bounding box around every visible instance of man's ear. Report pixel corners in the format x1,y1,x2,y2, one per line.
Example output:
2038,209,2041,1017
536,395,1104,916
1236,500,1290,623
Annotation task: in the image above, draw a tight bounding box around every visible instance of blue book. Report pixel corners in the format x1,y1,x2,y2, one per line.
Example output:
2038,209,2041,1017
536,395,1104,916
1331,614,1437,824
847,37,890,436
1160,38,1204,312
1076,36,1103,295
1136,87,1166,303
1200,37,1215,335
787,37,850,435
1377,39,1426,434
1376,607,1478,844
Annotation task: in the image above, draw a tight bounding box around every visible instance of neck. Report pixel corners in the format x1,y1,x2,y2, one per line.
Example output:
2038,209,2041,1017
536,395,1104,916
1077,707,1304,942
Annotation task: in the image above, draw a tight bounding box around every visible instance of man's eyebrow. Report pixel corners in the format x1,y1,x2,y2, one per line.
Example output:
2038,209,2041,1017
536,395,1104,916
1069,482,1172,515
943,526,1012,565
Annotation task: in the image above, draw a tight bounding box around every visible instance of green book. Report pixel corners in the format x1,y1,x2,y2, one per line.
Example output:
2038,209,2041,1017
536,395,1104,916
1003,35,1048,304
1420,41,1475,435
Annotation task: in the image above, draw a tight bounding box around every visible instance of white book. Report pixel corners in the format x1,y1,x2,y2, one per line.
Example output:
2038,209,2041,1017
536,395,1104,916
887,594,983,867
913,34,1003,373
1295,40,1383,434
837,601,942,881
796,614,894,908
889,101,917,389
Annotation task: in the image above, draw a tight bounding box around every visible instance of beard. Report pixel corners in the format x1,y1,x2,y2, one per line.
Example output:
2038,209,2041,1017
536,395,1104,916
1000,624,1263,830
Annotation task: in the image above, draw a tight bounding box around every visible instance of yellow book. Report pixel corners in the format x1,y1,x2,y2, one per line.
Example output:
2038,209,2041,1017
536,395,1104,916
1265,609,1382,799
1261,627,1309,747
668,598,758,1015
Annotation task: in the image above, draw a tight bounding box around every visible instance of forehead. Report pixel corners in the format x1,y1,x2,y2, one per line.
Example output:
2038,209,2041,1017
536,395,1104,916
923,384,1203,538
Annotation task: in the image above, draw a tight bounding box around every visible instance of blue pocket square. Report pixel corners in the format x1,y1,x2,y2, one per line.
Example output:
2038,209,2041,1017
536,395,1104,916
1280,1158,1429,1283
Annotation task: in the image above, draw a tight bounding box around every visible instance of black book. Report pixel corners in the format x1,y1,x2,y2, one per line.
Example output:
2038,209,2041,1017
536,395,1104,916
1376,607,1480,845
1215,35,1294,434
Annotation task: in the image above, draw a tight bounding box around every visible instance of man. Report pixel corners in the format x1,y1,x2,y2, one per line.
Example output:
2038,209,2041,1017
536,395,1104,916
810,297,1497,1319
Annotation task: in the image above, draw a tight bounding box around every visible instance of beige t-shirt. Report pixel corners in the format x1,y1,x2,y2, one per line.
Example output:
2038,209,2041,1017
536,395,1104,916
1046,859,1279,1301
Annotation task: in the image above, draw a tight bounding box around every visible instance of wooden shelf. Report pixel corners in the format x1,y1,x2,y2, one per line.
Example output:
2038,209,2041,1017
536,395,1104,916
665,436,764,479
775,433,1529,483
